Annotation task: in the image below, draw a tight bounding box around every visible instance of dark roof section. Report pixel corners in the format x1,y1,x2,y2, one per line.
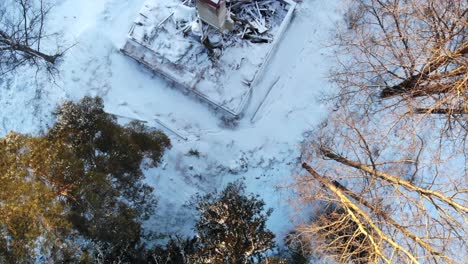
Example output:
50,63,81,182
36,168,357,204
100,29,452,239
198,0,223,8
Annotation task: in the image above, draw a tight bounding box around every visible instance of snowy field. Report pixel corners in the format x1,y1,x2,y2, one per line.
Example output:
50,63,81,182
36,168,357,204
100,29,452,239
0,0,342,244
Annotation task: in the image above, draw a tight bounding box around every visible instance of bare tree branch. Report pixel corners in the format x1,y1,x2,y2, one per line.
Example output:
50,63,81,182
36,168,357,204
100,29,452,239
0,0,62,75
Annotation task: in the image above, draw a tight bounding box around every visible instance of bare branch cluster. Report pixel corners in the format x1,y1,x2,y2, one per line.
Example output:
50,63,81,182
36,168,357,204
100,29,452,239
333,0,467,132
295,103,468,263
0,0,62,75
295,2,467,262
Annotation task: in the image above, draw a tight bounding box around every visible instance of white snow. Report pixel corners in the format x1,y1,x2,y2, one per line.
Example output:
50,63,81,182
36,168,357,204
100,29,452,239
0,0,343,247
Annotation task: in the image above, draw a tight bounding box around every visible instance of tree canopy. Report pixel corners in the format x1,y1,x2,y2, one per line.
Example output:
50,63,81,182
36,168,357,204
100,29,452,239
0,96,171,263
150,181,276,264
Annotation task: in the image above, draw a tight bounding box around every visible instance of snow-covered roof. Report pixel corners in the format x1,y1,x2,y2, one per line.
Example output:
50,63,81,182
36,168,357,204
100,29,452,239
198,0,223,8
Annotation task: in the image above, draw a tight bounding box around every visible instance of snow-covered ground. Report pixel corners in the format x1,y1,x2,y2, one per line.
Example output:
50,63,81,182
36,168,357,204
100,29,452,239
0,0,342,245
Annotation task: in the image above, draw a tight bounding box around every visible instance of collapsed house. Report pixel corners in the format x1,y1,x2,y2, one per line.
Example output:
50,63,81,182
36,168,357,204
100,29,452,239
196,0,233,30
121,0,296,117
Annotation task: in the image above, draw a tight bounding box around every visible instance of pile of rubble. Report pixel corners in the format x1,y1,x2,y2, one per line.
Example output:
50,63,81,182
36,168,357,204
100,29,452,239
121,0,295,117
228,0,289,41
186,0,290,58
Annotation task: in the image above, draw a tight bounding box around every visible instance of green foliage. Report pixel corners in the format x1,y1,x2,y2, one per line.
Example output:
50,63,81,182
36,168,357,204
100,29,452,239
48,96,171,262
192,181,275,264
148,236,198,264
150,181,275,264
0,133,70,263
0,96,171,263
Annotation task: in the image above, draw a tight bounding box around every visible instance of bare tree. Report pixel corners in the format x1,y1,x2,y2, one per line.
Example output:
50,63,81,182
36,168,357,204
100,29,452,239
294,102,468,263
333,0,467,131
0,0,62,75
293,1,467,262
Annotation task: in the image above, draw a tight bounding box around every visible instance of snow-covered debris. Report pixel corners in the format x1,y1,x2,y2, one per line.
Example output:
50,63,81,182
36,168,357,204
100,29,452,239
121,0,296,117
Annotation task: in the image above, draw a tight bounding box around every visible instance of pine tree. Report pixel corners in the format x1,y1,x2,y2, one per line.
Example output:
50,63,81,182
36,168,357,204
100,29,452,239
0,96,172,262
149,182,276,264
148,236,198,264
192,181,275,264
0,133,70,263
46,96,171,262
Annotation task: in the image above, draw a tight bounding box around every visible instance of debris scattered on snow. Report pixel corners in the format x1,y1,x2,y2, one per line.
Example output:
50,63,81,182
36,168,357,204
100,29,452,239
121,0,296,118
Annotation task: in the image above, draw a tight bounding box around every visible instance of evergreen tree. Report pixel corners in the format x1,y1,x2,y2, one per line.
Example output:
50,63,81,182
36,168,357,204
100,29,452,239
44,97,171,261
148,236,198,264
149,182,276,264
0,133,70,263
0,96,171,263
192,181,275,264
